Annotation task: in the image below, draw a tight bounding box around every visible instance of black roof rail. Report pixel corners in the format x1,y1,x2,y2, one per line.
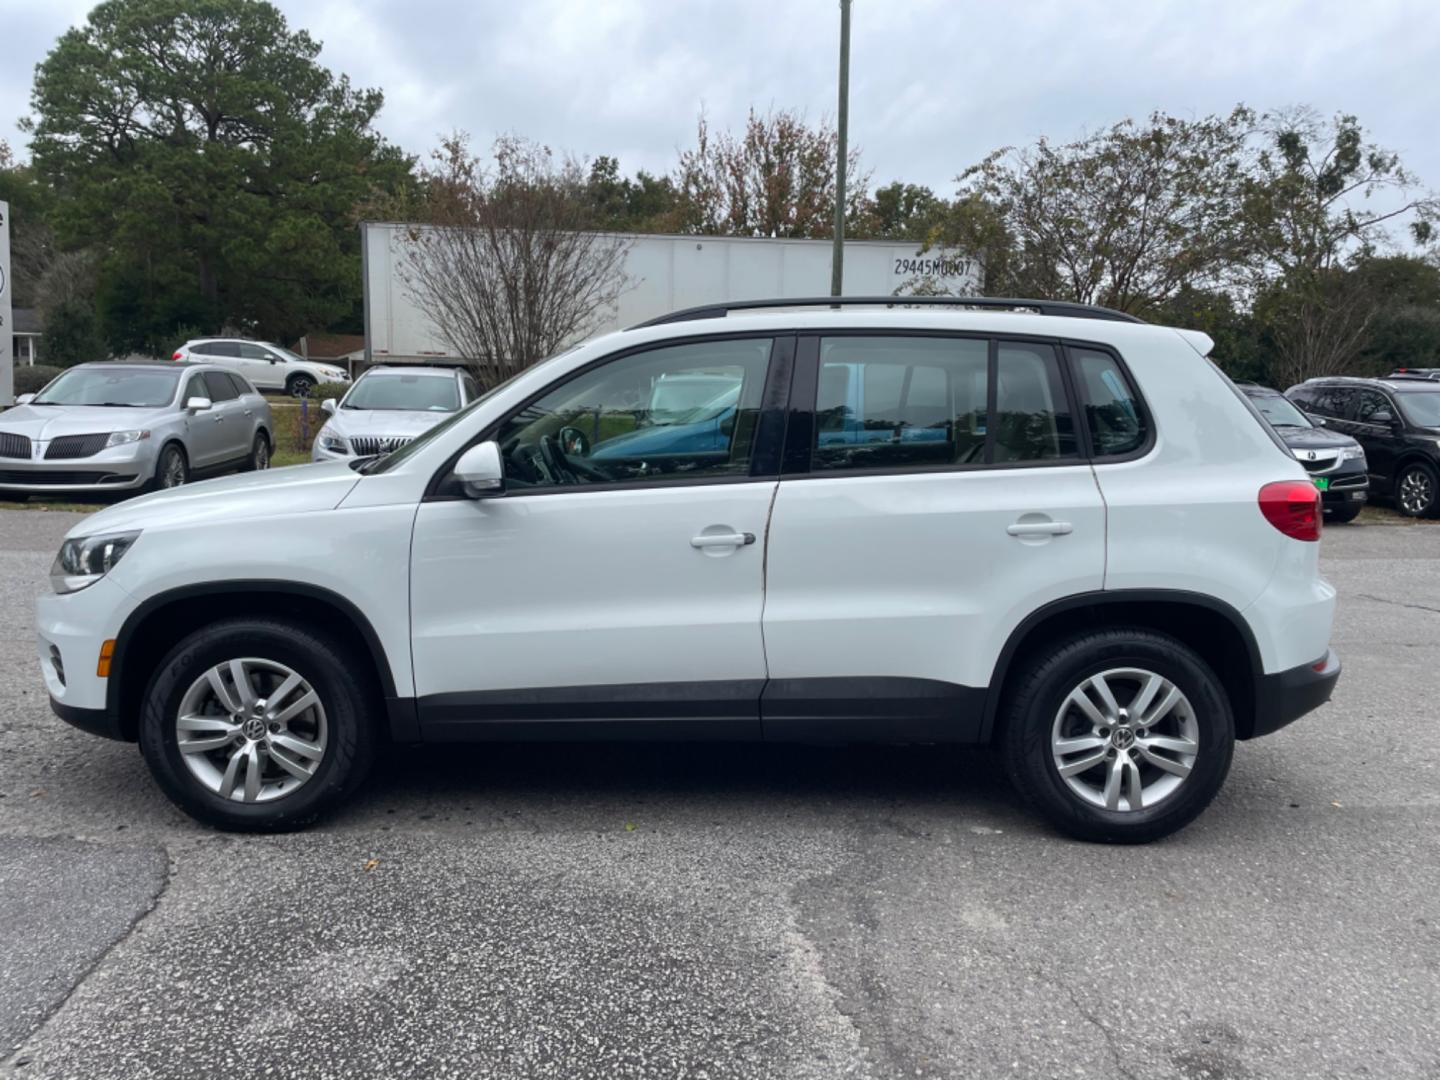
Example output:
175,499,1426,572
629,295,1145,329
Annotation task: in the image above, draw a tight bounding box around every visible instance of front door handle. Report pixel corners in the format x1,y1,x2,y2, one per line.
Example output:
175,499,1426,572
1007,521,1073,537
690,532,756,548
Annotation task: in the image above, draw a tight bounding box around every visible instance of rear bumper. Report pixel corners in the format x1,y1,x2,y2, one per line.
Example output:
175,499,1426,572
1249,649,1340,739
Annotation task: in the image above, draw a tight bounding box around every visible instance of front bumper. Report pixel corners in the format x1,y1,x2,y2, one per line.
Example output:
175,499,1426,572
1249,649,1341,739
37,576,134,740
1316,465,1368,509
0,442,155,493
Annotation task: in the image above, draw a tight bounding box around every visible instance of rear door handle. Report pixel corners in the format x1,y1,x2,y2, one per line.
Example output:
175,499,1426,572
691,532,756,548
1007,521,1073,537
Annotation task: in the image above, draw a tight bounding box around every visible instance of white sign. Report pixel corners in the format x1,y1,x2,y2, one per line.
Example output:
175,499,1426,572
0,200,12,405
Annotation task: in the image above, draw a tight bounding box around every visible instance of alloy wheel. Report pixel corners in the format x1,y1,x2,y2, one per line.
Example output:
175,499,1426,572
1399,468,1433,515
1050,667,1199,812
161,449,186,488
174,658,328,803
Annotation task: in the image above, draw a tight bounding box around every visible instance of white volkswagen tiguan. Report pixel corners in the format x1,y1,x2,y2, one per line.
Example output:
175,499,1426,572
36,298,1339,842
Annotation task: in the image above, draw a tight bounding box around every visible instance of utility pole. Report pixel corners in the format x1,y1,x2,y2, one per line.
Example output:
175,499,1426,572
830,0,851,298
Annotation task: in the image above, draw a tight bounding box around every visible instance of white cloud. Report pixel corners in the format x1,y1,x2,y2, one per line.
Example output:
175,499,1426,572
1,0,1437,198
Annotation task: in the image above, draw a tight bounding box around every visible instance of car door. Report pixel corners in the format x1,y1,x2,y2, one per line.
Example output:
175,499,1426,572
409,335,790,739
761,334,1106,742
1351,388,1401,486
235,343,281,389
200,370,249,462
180,371,228,468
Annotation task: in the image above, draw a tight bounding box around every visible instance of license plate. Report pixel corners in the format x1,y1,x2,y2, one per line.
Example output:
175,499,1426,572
1313,477,1330,491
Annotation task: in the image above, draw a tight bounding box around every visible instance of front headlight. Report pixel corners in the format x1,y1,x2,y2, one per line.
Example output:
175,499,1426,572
1342,445,1366,461
51,531,141,594
318,427,350,454
105,430,151,448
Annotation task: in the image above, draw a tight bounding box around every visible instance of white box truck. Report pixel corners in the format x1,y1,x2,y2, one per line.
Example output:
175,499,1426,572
361,223,980,365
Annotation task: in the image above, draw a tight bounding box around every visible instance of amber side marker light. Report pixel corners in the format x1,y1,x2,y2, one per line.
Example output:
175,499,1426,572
97,639,116,678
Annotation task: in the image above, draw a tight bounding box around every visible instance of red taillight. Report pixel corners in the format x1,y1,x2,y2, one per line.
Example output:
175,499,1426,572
1258,481,1321,541
171,350,183,361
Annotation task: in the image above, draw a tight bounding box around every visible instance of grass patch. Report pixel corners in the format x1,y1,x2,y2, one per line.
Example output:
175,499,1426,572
0,499,106,512
271,447,310,468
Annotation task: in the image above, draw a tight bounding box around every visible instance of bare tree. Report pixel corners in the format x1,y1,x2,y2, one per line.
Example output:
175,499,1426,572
396,134,632,387
675,108,870,238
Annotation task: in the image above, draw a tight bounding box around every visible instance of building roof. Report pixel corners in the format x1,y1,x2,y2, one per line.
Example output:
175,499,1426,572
12,307,41,334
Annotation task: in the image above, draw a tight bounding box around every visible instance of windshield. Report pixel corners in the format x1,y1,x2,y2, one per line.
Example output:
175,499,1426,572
32,368,179,407
647,376,743,426
343,373,459,412
1248,392,1312,429
1396,391,1440,428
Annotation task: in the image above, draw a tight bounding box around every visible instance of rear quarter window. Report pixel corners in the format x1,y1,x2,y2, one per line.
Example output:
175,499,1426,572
1070,347,1147,457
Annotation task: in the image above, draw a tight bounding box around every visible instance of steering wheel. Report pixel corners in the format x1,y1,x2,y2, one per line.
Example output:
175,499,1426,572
538,434,610,484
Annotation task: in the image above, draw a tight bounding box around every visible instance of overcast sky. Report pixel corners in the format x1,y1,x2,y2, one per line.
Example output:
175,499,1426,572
2,0,1438,198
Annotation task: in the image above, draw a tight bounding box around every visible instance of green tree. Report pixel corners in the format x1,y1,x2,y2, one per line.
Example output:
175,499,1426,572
957,108,1254,312
25,0,413,354
0,139,57,310
585,156,680,231
1240,110,1438,384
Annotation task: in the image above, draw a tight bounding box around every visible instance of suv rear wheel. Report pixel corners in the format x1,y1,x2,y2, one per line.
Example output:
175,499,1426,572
1395,461,1438,517
1001,628,1234,843
138,617,377,831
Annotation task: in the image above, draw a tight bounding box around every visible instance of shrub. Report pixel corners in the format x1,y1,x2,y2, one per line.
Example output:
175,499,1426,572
311,381,351,403
15,364,65,395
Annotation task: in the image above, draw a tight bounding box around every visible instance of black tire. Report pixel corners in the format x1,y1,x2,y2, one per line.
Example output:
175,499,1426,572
287,374,316,398
147,443,189,492
138,618,377,831
1000,627,1234,844
245,431,272,471
1394,461,1438,518
1325,501,1363,524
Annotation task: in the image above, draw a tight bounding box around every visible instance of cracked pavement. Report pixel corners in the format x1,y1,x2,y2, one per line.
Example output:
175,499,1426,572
1,509,1438,1078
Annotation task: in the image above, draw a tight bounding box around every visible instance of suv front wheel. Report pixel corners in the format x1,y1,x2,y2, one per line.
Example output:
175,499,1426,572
138,617,377,831
1395,461,1438,518
1001,628,1234,844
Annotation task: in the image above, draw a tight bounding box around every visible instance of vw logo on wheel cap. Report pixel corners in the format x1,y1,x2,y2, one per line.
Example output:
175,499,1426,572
241,717,267,741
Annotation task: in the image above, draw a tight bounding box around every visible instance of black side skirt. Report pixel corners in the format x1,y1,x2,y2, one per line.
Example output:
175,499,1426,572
414,677,986,745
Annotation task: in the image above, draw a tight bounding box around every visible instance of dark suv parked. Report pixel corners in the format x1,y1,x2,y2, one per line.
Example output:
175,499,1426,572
1241,384,1368,522
1287,377,1440,517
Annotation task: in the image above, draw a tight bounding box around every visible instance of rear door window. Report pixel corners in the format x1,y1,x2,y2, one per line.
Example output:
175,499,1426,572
203,371,240,402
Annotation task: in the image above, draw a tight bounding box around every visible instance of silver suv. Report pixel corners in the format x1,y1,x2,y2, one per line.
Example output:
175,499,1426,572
312,365,477,462
172,339,350,398
0,362,273,497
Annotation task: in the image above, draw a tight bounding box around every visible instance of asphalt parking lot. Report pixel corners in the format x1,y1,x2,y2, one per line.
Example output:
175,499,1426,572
1,508,1437,1080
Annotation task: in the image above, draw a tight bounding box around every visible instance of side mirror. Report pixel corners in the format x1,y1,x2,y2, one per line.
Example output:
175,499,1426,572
1371,409,1394,424
186,396,213,413
1305,413,1326,427
321,398,337,416
454,440,504,497
15,393,35,406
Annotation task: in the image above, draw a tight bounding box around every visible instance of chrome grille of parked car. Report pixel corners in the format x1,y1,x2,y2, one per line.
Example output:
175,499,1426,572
350,435,414,456
46,433,112,460
1294,449,1341,475
0,432,32,459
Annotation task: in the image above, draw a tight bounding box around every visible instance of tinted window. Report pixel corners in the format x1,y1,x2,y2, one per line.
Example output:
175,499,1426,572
1306,386,1354,419
225,373,254,397
33,367,180,407
204,371,239,401
993,342,1077,462
1072,348,1146,456
239,343,275,361
1354,390,1394,424
814,337,988,470
493,338,771,489
197,342,241,358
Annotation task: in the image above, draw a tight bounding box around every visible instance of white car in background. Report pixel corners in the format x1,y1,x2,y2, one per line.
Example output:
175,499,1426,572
312,366,479,461
172,338,350,398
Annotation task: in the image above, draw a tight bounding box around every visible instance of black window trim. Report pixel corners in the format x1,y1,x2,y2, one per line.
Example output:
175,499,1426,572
424,330,796,501
780,328,1143,481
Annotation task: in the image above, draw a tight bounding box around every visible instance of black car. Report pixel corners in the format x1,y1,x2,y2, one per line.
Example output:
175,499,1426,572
1239,385,1369,522
1287,376,1440,517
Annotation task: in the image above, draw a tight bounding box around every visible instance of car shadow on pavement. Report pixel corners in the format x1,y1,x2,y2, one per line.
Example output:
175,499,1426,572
344,740,1022,828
